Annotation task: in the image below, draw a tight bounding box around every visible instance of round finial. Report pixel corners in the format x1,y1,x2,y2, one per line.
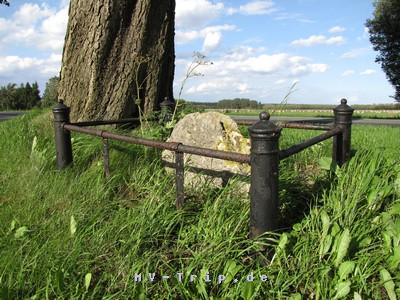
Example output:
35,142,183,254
259,111,270,121
341,98,347,105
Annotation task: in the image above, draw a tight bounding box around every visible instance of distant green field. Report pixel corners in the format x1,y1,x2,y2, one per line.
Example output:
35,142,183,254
208,109,400,119
1,110,399,299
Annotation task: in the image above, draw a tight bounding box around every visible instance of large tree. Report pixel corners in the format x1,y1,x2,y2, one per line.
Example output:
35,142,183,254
366,0,400,102
59,0,175,121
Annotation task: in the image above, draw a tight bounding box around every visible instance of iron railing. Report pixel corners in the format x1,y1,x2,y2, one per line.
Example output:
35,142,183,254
53,98,354,238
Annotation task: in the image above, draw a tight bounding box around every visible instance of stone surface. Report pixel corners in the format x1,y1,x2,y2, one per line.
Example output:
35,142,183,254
162,112,250,191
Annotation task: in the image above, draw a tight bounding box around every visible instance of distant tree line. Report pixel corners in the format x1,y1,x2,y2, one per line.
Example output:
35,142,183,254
0,76,60,111
190,98,263,109
0,83,41,110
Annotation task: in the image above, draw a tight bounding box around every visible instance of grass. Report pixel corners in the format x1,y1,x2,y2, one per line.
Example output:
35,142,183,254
0,110,399,299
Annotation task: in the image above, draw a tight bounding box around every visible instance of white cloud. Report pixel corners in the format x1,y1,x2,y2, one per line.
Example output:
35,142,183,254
177,45,328,101
176,0,224,29
176,24,236,53
0,54,61,78
341,70,355,77
360,69,376,76
329,26,346,33
176,24,236,44
274,12,314,23
228,1,276,15
186,77,249,94
341,47,370,59
0,3,68,52
275,79,287,85
202,31,222,52
215,50,328,76
291,35,345,47
13,3,53,25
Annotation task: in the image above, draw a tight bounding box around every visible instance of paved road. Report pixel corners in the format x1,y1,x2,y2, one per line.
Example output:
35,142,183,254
0,112,25,122
232,115,400,127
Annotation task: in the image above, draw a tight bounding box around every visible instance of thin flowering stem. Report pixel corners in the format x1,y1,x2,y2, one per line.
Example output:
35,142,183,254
170,52,212,126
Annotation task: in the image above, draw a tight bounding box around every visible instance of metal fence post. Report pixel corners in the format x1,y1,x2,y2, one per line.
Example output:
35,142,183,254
160,97,175,124
53,100,73,169
249,112,282,237
332,99,354,166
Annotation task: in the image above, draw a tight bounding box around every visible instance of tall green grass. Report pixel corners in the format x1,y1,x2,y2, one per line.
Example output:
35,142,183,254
0,111,399,299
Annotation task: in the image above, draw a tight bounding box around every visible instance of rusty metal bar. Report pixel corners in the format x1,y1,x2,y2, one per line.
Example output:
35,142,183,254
103,138,110,178
63,124,251,164
235,118,332,130
279,127,342,160
277,122,333,131
70,118,142,127
176,144,250,164
175,151,184,209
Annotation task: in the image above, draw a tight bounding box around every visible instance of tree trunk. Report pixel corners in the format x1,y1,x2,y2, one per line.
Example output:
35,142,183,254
59,0,175,122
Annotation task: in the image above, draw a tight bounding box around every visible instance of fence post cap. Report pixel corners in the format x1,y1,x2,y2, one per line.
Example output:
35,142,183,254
249,111,281,137
160,97,175,108
52,99,70,113
334,98,354,113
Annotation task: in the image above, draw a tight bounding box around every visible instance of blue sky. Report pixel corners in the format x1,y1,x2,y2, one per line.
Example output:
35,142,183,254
0,0,395,104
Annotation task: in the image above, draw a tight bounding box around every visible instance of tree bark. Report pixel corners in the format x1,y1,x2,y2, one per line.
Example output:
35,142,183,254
59,0,175,122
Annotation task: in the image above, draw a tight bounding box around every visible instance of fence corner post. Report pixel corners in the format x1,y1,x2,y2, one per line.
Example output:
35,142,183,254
332,98,354,166
248,112,281,238
160,97,175,124
53,100,73,169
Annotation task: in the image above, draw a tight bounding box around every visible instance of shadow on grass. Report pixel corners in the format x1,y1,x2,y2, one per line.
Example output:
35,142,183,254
278,169,333,230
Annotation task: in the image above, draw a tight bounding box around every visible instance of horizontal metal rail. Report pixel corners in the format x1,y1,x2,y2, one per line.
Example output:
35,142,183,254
279,127,342,160
70,117,142,127
63,124,250,164
234,118,333,131
277,122,333,131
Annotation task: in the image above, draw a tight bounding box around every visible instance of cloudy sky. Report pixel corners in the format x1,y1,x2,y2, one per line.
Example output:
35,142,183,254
0,0,395,104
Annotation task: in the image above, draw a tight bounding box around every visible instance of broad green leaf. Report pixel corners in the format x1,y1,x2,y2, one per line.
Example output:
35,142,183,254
320,210,330,237
367,189,378,207
319,234,333,258
331,222,340,237
14,226,28,238
388,247,400,270
389,202,400,216
277,233,288,252
319,156,333,171
318,156,335,171
338,261,355,280
335,228,351,267
70,215,77,236
333,280,351,299
9,220,16,232
288,293,302,300
223,260,241,284
394,175,400,195
382,232,392,250
380,269,397,300
241,282,255,300
84,273,92,291
353,292,362,300
359,237,372,248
